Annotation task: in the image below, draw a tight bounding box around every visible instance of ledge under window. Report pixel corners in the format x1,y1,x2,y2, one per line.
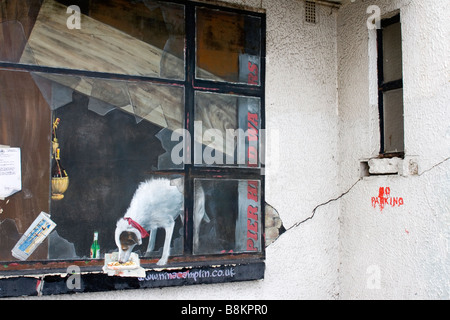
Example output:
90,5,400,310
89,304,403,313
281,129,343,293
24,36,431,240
360,156,419,177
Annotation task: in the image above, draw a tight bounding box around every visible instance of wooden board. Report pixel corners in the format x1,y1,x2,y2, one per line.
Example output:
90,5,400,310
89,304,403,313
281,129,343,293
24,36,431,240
0,69,51,261
20,0,164,76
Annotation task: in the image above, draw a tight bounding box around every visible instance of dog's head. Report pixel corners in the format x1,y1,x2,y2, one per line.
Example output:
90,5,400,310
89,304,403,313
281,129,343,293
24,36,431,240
115,219,142,263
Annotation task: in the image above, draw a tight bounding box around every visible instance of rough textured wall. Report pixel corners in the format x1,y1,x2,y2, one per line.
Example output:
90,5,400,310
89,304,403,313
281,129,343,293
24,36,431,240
338,0,450,299
262,0,341,299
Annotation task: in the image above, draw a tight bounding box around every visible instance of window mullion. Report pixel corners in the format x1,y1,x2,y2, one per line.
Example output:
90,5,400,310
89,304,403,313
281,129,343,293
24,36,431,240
183,3,196,255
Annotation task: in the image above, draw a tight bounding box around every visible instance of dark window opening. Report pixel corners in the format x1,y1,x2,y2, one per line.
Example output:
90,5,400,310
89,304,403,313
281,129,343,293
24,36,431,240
377,13,404,157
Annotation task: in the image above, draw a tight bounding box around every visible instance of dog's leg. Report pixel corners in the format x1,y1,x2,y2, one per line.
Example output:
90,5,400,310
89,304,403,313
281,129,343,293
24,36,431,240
145,228,157,256
157,222,174,266
193,183,208,253
193,211,201,253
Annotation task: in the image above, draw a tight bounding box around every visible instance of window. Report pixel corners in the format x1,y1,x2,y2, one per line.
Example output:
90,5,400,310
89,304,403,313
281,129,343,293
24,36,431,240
377,14,404,157
0,0,265,297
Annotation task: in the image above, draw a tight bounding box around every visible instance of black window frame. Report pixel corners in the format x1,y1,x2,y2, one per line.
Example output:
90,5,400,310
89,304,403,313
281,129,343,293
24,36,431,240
0,0,266,297
377,13,404,158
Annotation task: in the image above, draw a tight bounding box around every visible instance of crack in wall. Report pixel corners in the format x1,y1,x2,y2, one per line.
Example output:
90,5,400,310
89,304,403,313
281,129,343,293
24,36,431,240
419,157,450,177
268,155,450,247
288,179,362,231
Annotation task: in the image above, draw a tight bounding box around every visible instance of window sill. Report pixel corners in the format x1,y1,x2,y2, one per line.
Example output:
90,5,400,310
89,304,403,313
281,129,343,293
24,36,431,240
360,156,419,177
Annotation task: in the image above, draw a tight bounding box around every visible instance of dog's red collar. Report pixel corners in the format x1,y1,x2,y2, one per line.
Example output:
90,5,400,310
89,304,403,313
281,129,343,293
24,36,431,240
124,217,150,239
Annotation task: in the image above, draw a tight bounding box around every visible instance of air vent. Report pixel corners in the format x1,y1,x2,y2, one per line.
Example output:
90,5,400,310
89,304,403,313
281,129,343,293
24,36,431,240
305,1,316,24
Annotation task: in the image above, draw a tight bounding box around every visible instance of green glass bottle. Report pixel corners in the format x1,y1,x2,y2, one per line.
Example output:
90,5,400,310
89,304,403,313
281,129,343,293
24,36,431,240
90,232,100,259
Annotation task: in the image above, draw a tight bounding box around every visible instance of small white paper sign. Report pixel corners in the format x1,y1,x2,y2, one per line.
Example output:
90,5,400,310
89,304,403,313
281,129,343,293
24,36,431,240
0,148,22,200
11,212,56,261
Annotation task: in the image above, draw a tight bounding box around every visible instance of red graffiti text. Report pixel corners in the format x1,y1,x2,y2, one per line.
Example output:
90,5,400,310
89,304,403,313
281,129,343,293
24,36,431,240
371,187,404,212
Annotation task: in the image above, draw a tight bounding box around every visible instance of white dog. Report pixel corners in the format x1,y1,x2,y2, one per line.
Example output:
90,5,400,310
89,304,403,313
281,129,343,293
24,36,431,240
115,178,183,266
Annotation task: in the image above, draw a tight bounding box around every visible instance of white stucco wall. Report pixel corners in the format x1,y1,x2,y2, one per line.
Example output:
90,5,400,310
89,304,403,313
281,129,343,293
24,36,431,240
338,0,450,299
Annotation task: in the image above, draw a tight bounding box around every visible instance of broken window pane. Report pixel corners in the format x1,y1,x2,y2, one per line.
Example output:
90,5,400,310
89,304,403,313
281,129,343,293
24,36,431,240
0,0,185,80
49,80,185,259
193,179,262,255
45,74,185,259
30,72,185,138
0,68,186,261
196,7,261,85
194,92,261,167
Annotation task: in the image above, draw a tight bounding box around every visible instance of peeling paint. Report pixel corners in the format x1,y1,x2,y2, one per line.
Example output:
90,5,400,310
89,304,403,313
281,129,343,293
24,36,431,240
264,203,285,247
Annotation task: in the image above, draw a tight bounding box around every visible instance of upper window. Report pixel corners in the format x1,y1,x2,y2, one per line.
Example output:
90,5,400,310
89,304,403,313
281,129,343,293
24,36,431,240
377,14,404,156
196,7,262,85
0,0,265,297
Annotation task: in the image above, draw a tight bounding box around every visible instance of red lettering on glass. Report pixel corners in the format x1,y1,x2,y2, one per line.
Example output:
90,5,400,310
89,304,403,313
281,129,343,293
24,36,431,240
247,205,258,219
247,112,259,129
247,220,258,237
247,112,259,166
247,181,259,202
246,181,259,252
248,62,259,85
247,239,257,251
247,113,259,142
248,146,258,166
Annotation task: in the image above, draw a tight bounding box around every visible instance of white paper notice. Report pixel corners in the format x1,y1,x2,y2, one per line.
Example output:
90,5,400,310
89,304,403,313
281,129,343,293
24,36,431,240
11,212,56,261
0,148,22,200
